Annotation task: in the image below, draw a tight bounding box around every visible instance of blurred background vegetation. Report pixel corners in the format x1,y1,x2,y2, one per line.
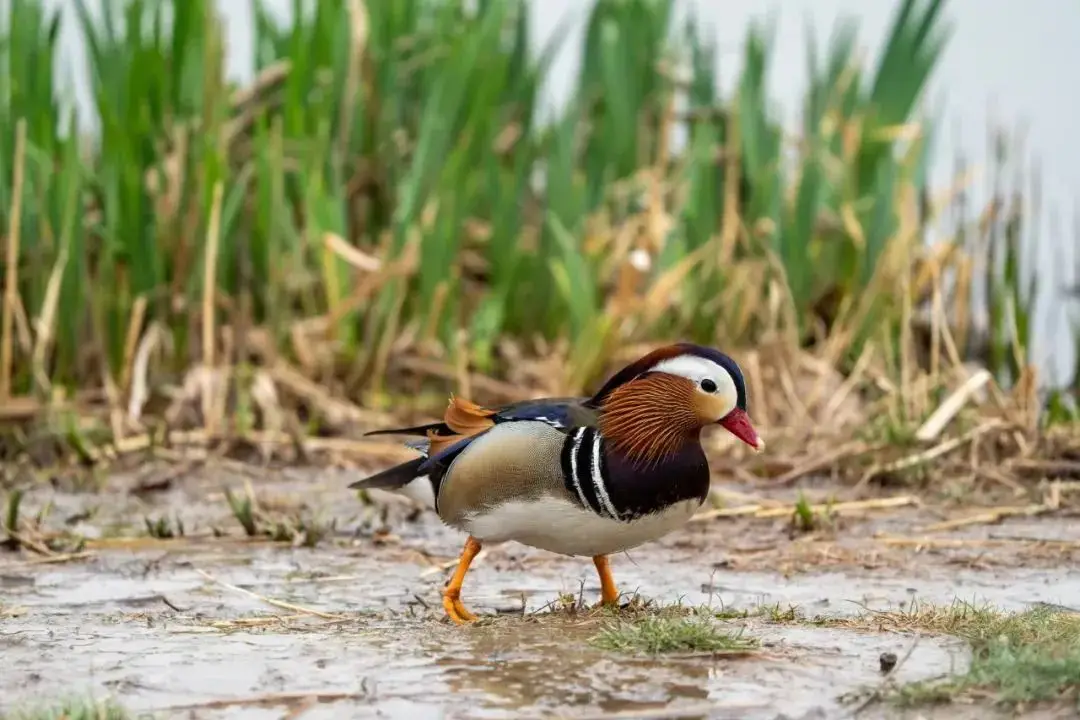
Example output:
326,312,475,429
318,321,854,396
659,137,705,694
0,0,1074,443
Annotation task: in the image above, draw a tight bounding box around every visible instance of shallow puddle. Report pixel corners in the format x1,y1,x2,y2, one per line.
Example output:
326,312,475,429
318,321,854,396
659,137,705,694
3,531,1078,719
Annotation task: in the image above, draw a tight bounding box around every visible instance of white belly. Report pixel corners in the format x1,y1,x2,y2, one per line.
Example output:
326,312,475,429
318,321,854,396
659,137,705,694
459,496,703,557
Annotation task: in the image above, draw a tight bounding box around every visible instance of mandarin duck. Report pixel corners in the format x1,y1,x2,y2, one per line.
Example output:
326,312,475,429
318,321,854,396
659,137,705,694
349,343,764,623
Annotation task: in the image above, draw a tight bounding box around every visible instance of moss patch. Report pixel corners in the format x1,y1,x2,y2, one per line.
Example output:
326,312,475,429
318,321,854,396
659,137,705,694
2,696,130,720
590,611,759,656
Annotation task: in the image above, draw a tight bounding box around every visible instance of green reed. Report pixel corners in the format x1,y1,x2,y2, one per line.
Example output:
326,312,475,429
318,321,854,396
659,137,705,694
0,0,1068,406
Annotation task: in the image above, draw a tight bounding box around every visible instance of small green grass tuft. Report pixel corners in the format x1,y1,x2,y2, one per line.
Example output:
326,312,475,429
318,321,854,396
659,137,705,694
224,485,259,537
536,589,685,619
0,491,85,554
591,612,759,656
223,482,334,547
143,514,184,539
713,602,799,623
791,492,817,533
1,695,130,720
1,489,23,550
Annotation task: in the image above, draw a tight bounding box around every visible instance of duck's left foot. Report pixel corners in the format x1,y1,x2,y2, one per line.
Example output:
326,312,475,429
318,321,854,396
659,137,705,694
442,536,483,625
592,554,620,607
442,592,478,624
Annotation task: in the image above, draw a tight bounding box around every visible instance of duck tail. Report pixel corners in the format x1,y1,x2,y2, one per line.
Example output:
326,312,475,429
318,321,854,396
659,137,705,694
347,456,427,491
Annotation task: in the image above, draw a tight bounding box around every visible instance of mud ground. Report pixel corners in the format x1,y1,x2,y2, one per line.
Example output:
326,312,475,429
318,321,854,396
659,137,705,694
2,461,1079,719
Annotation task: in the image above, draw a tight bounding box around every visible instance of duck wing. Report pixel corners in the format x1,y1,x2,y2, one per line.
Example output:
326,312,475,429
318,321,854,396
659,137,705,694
349,396,597,493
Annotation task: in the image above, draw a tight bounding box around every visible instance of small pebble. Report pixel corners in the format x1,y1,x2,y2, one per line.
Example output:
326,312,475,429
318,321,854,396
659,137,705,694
879,651,898,674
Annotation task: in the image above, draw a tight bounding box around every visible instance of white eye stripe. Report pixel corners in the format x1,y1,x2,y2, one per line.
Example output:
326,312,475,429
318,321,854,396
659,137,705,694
650,354,732,387
649,354,738,414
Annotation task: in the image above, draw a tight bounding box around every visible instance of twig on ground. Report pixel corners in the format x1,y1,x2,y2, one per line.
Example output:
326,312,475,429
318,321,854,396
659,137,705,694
154,691,370,713
2,529,57,557
207,613,309,629
692,495,917,522
419,549,488,577
873,533,1080,550
0,550,95,568
916,503,1052,533
194,568,346,620
914,368,991,441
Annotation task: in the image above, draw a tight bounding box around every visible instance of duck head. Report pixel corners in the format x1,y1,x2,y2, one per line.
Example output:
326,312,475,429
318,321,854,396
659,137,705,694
586,343,764,464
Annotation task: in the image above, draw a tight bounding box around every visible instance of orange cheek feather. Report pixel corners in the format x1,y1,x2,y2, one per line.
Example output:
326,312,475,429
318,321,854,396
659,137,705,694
691,392,733,424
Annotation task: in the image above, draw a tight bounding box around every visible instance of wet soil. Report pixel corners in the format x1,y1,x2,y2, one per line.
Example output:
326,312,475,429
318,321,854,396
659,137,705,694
2,462,1079,719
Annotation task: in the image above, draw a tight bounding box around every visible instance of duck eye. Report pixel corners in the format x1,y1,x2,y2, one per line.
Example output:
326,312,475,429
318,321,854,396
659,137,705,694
700,378,718,393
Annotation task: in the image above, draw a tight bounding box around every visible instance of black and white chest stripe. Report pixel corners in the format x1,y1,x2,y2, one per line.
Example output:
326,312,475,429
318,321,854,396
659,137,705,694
559,427,625,522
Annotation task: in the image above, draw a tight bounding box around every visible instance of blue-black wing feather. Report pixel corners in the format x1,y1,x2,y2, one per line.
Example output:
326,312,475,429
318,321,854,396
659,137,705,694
360,397,587,439
490,398,585,430
349,397,592,495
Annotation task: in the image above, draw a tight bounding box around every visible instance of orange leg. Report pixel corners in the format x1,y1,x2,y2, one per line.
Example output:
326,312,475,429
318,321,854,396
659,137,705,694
443,536,482,624
592,554,620,606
